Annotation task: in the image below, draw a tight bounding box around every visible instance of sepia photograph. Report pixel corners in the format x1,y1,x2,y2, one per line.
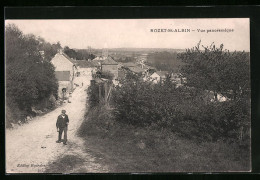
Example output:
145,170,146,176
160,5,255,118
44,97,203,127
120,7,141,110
5,18,250,173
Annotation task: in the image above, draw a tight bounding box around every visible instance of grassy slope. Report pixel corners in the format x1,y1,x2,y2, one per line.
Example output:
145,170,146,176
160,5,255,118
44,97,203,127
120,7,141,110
78,106,251,173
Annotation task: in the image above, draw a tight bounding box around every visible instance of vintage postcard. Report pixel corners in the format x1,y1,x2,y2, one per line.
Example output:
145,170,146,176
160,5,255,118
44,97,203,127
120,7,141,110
5,18,250,173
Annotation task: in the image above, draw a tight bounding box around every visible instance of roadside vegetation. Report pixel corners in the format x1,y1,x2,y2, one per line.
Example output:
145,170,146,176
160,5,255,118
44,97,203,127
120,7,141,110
5,24,59,127
78,42,250,172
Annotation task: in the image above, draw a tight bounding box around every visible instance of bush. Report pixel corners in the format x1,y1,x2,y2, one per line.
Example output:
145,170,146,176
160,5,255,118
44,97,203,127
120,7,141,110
78,74,250,172
87,83,100,108
101,71,114,80
109,72,250,143
78,100,250,172
175,97,250,142
6,100,27,127
78,102,116,138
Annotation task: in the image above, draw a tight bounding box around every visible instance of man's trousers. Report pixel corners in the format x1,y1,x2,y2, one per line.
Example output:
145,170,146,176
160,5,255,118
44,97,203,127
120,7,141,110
58,126,68,143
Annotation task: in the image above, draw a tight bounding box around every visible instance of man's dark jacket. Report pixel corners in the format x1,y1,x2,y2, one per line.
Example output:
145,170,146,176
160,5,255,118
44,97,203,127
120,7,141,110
56,114,69,128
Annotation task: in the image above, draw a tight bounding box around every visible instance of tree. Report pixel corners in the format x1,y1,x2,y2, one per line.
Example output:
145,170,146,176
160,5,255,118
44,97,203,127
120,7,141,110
39,40,62,61
5,24,58,124
64,47,96,60
111,71,180,127
64,46,78,59
178,41,250,101
87,82,100,108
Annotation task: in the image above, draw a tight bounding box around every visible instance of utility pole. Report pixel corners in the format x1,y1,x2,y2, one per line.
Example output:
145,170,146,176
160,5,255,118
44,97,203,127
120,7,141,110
88,46,92,54
99,84,102,102
104,82,108,104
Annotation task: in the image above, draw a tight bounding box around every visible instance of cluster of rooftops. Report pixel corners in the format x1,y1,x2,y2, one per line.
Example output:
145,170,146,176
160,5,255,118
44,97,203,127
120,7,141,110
51,51,183,83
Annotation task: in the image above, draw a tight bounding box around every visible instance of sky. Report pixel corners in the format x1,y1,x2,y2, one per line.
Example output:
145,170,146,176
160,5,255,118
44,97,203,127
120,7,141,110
5,19,250,51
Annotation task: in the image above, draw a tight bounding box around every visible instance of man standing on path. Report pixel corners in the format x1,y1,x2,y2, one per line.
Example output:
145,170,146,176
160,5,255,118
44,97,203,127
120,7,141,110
56,110,69,145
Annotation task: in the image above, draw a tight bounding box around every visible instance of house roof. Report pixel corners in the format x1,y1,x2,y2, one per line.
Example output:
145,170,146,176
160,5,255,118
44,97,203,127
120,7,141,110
55,71,70,81
128,66,146,73
93,56,107,61
51,52,78,72
102,57,118,65
93,56,118,65
52,52,78,65
143,65,156,70
60,52,77,64
121,62,136,67
74,60,97,68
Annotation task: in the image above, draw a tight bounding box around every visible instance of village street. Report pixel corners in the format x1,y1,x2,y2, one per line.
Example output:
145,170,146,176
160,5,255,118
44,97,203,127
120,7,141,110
6,75,108,173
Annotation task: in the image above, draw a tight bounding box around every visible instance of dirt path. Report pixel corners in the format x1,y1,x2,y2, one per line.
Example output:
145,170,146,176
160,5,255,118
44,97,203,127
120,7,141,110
6,75,108,173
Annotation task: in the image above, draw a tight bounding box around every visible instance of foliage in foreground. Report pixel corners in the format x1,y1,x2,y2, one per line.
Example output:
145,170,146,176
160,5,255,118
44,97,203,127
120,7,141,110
78,101,250,172
109,43,250,143
5,24,59,126
111,73,250,143
80,45,251,169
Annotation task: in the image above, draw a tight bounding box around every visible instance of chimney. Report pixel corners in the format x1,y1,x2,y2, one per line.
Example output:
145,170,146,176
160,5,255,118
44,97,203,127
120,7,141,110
58,49,63,54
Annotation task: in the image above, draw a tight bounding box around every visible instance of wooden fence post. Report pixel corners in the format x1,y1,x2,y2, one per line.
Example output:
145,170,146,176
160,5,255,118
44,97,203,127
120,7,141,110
104,82,108,104
106,85,112,107
99,84,102,102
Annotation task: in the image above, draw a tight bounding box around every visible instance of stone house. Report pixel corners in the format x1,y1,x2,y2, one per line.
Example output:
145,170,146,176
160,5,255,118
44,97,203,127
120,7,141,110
100,56,119,80
149,71,169,84
51,51,77,98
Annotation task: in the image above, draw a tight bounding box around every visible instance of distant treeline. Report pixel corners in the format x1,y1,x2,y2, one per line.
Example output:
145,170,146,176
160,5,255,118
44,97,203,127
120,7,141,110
146,51,185,71
101,48,184,53
64,46,96,60
114,56,135,63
